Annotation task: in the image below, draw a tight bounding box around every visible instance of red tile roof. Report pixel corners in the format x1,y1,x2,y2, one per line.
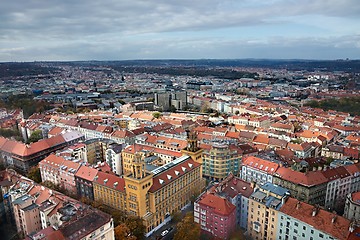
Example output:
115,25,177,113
93,171,125,192
280,197,350,240
275,167,328,187
198,193,236,216
242,156,279,174
75,166,98,182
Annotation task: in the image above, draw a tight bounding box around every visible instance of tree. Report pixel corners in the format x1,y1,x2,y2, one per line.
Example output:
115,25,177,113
169,105,177,113
125,216,146,240
174,212,200,240
27,130,43,144
234,110,240,115
27,165,42,183
152,112,162,119
114,224,136,240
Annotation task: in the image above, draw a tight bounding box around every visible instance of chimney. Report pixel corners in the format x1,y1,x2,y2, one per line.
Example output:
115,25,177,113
312,207,317,217
332,215,337,223
296,201,301,210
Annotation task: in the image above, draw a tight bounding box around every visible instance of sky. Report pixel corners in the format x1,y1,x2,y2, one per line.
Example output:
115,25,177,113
0,0,359,61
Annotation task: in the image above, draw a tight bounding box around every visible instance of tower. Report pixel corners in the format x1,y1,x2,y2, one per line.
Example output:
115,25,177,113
181,130,204,166
124,153,153,218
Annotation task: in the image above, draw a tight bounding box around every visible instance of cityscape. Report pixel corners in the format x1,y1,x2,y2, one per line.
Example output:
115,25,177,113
1,1,360,240
0,59,359,240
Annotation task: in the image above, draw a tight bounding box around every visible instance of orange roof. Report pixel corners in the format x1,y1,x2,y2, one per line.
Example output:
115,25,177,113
280,197,350,240
198,193,236,216
48,127,64,136
93,171,125,192
275,167,328,187
75,166,98,182
253,134,270,144
242,156,279,174
40,154,65,167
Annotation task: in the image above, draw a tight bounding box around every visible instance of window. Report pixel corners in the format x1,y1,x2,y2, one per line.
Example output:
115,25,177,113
294,222,298,227
319,233,324,238
303,226,306,230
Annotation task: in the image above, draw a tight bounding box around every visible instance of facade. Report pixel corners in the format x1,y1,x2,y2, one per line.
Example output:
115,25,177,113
202,143,242,181
241,156,279,185
247,183,290,240
278,197,352,240
39,154,65,185
93,171,126,211
322,166,352,211
75,165,98,200
123,153,204,235
105,143,123,175
344,192,360,221
273,167,329,206
194,192,236,239
58,158,81,195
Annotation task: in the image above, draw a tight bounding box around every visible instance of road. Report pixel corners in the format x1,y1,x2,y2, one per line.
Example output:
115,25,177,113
147,203,194,240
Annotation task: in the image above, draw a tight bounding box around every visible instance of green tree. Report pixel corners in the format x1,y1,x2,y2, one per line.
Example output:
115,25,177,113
152,112,162,119
27,165,41,183
27,130,43,144
174,212,200,240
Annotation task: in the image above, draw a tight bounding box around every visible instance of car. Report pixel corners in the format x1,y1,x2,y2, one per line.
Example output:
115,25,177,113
161,230,169,237
167,227,174,232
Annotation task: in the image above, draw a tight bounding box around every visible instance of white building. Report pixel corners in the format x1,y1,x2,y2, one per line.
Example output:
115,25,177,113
240,156,279,185
344,192,360,221
277,197,352,240
322,166,352,211
105,144,123,175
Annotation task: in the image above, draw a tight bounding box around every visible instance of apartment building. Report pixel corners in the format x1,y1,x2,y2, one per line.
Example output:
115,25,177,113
344,192,360,221
75,165,98,200
194,192,236,239
273,167,329,206
93,171,126,211
241,156,279,185
105,143,123,175
278,197,352,240
0,131,84,173
247,183,290,240
202,143,242,181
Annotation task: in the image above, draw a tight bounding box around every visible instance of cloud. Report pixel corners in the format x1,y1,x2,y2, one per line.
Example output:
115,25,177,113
0,0,359,61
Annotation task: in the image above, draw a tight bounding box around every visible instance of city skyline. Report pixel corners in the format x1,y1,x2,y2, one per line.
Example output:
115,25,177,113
1,0,359,62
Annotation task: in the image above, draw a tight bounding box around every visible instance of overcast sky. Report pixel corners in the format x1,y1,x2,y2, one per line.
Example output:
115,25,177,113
1,0,359,61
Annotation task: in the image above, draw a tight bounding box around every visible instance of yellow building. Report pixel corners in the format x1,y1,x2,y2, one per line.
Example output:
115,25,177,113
124,154,204,235
247,183,290,240
181,130,203,165
93,171,127,211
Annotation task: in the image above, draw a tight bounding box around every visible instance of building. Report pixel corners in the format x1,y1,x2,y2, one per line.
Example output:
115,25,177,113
93,171,126,211
123,154,204,236
194,192,236,239
241,156,279,185
6,174,114,240
322,166,352,211
0,131,84,173
202,143,242,181
75,165,98,200
344,192,360,221
105,143,123,175
200,173,254,230
278,197,352,240
247,183,290,240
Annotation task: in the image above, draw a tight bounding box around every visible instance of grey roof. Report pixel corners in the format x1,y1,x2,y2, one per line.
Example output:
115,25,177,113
12,194,31,205
260,182,290,197
22,203,39,211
